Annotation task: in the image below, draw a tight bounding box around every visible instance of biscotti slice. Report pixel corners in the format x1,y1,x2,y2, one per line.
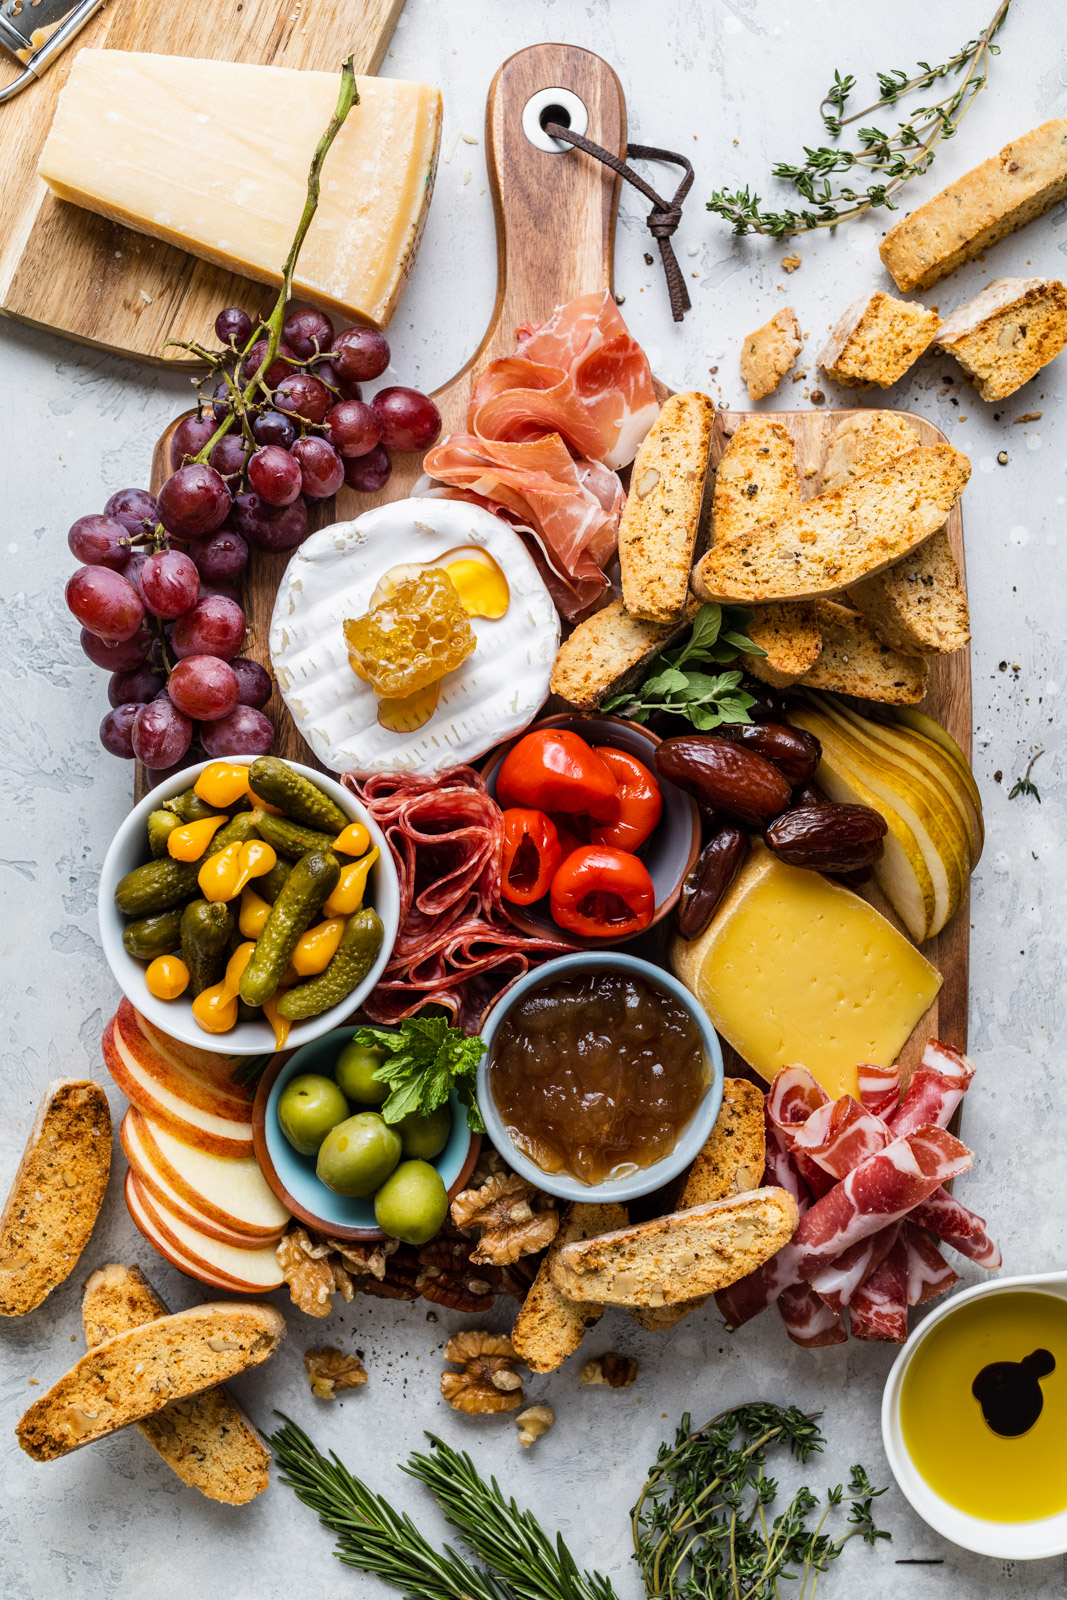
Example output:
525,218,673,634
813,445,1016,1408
692,444,970,604
704,418,820,686
0,1080,111,1317
880,118,1067,292
817,292,940,389
619,391,715,622
17,1301,285,1461
549,596,696,710
799,600,927,704
511,1202,628,1374
740,308,802,400
83,1264,270,1504
934,277,1067,400
549,1188,798,1307
822,413,970,656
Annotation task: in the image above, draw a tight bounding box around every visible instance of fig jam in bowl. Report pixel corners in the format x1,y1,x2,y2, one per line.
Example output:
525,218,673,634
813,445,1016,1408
478,952,723,1204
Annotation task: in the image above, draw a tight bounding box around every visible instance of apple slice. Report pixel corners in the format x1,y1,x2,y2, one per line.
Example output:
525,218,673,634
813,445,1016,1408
126,1174,284,1292
123,1108,290,1241
124,1172,258,1293
122,1110,284,1250
117,997,252,1122
103,1018,253,1158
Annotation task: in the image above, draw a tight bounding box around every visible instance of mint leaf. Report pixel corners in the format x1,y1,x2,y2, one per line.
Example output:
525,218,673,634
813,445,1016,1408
352,1017,486,1133
641,666,690,696
720,629,767,656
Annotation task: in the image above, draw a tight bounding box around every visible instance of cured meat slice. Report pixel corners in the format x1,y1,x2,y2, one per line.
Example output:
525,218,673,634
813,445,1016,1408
911,1188,1002,1270
715,1125,972,1329
787,1096,889,1180
777,1282,848,1348
765,1067,835,1198
856,1062,900,1118
902,1222,960,1306
764,1123,809,1204
849,1234,909,1342
889,1038,975,1137
808,1223,900,1314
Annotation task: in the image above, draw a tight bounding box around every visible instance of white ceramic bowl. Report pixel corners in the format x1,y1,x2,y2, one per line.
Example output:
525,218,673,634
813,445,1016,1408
98,755,400,1057
881,1270,1067,1559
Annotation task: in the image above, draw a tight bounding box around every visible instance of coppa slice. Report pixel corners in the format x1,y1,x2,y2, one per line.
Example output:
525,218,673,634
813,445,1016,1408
17,1300,285,1461
102,1008,253,1159
122,1108,289,1241
125,1174,284,1293
121,1111,286,1250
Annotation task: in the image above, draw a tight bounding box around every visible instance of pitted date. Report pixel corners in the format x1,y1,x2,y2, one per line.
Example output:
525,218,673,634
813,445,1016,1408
676,824,749,940
740,677,792,723
791,780,828,809
765,804,887,873
711,722,821,788
656,736,792,828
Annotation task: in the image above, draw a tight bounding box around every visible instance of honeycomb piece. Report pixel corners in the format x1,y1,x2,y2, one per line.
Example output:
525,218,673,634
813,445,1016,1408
344,568,476,699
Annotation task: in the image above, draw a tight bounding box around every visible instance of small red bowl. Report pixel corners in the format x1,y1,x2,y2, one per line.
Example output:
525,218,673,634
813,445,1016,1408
481,712,701,952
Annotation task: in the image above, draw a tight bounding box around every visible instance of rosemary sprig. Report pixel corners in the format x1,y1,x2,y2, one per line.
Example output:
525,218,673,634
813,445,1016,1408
631,1404,890,1600
229,1054,272,1094
708,2,1010,237
603,602,763,730
1009,746,1044,802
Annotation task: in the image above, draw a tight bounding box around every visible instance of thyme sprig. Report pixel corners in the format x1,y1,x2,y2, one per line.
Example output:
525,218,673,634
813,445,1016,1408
707,2,1011,237
1009,746,1045,802
631,1404,890,1600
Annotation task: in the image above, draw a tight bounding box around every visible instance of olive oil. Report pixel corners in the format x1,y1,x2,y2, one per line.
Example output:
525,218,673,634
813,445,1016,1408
901,1291,1067,1522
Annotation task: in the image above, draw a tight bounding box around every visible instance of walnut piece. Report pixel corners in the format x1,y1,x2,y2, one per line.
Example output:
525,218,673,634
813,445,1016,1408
451,1172,559,1266
579,1352,639,1388
516,1404,554,1447
304,1346,368,1400
441,1329,525,1414
277,1227,338,1319
325,1238,398,1281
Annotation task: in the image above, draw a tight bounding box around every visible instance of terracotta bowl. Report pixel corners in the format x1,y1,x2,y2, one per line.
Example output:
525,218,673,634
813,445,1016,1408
481,712,701,951
253,1028,481,1241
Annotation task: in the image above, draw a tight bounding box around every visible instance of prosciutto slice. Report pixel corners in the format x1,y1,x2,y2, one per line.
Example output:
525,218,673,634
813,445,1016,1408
849,1235,910,1343
903,1222,960,1306
856,1063,901,1118
777,1283,848,1348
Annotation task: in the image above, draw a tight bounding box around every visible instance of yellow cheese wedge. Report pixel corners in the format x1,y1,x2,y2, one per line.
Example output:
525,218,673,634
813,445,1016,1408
670,845,941,1100
38,52,442,329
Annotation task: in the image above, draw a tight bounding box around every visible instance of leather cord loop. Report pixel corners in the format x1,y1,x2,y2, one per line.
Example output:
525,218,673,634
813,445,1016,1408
543,124,695,322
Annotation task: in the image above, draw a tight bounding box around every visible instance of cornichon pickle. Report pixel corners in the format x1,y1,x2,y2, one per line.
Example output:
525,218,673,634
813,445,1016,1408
147,809,181,858
258,857,292,904
239,849,340,1007
122,907,183,961
163,788,217,824
249,808,337,860
115,858,200,916
249,757,349,834
277,907,384,1021
180,899,234,996
208,810,261,854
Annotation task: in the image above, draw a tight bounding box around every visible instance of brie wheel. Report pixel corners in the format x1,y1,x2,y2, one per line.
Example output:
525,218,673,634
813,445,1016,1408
270,498,560,776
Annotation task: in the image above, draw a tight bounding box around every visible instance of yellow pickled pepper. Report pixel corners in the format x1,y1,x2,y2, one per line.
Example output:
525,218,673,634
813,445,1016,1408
239,886,272,939
190,941,257,1035
168,815,227,862
145,953,190,1000
194,761,252,808
198,839,277,902
324,846,379,917
290,918,346,977
334,821,371,857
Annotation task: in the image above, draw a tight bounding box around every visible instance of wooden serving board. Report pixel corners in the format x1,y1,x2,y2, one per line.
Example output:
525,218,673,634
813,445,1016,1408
0,0,405,363
148,43,970,1077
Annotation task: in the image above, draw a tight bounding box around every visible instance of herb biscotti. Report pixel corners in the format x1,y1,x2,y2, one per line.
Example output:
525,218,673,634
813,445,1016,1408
799,600,928,705
817,292,941,389
0,1079,112,1317
548,596,696,709
511,1201,628,1374
934,277,1067,400
82,1264,271,1503
739,308,802,400
618,391,715,623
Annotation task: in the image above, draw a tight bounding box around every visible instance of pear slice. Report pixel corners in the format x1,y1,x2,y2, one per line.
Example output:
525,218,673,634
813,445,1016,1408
789,705,938,941
890,706,985,855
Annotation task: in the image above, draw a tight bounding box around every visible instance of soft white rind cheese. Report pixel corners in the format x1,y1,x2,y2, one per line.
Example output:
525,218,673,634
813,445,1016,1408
270,499,560,776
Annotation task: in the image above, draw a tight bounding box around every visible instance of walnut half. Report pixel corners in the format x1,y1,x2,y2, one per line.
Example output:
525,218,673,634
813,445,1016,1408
441,1330,525,1414
451,1172,559,1266
304,1346,368,1400
580,1352,640,1388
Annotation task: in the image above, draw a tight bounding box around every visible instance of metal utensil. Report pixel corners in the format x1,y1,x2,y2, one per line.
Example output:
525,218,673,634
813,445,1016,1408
0,0,106,103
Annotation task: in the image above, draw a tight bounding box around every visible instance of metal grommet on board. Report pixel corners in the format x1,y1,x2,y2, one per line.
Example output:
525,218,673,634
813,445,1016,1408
521,87,589,153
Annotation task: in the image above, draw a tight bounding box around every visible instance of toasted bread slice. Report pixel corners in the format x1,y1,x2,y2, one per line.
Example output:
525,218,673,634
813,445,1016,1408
511,1201,628,1374
799,600,927,703
630,1080,766,1331
18,1302,285,1461
702,419,820,687
549,597,696,710
817,292,940,389
934,276,1067,400
692,444,970,604
822,414,970,656
83,1264,270,1504
549,1188,798,1307
0,1080,111,1317
619,391,715,623
740,308,802,400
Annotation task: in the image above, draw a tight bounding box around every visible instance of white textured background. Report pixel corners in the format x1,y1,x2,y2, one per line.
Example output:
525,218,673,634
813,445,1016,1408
2,1,1065,1595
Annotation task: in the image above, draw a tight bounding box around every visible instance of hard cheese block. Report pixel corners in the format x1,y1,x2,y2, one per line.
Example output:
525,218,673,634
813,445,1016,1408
38,52,442,329
670,845,941,1100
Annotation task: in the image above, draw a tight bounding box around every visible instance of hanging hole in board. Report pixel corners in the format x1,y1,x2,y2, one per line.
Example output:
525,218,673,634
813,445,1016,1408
521,87,589,154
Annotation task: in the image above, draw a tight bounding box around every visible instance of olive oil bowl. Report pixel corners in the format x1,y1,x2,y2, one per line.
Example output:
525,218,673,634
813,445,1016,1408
253,1029,481,1240
882,1270,1067,1559
98,756,400,1057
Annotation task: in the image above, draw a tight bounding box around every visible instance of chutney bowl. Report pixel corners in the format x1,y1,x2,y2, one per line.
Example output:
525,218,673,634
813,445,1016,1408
477,951,723,1204
480,712,701,951
99,754,400,1057
253,1027,481,1240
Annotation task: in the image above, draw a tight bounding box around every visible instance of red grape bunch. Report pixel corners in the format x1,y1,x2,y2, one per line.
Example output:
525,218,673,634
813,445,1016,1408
65,302,441,770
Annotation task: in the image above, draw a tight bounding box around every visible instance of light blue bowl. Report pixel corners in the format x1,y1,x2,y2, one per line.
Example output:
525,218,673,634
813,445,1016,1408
478,953,723,1204
254,1026,479,1239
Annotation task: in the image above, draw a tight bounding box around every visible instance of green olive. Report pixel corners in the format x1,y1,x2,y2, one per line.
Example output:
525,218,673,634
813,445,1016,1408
396,1103,452,1161
278,1074,349,1156
374,1160,449,1245
334,1041,388,1105
316,1112,401,1197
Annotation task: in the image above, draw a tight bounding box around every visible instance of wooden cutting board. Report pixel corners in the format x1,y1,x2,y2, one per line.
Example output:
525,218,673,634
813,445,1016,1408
0,0,404,363
149,42,971,1072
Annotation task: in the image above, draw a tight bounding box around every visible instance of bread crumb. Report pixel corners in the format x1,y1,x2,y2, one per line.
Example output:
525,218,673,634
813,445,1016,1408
782,253,801,272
